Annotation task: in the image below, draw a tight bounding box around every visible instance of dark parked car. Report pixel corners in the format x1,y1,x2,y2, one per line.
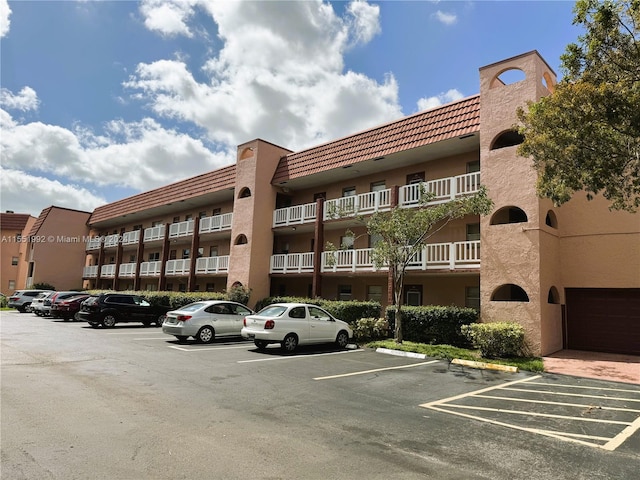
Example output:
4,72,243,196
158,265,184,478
50,294,90,321
77,293,171,328
43,291,83,317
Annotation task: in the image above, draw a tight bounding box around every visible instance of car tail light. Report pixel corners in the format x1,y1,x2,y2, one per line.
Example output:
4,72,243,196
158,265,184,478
177,315,192,322
264,319,275,329
10,297,18,301
243,317,247,326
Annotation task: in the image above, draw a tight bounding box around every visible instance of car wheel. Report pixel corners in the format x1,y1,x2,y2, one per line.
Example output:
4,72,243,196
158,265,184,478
196,326,215,344
156,315,166,327
17,306,27,313
175,336,189,343
74,313,81,322
63,317,70,322
102,314,117,328
89,322,100,328
254,340,268,351
24,303,32,312
335,330,350,349
281,334,298,353
142,321,152,327
34,311,42,317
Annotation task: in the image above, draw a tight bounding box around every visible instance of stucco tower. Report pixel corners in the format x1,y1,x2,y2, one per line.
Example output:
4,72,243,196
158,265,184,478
227,140,292,306
479,51,561,355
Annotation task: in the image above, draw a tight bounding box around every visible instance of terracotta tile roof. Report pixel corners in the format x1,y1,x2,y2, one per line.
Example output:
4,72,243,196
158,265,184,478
272,95,480,183
89,164,236,225
0,213,33,231
28,206,53,237
27,206,91,237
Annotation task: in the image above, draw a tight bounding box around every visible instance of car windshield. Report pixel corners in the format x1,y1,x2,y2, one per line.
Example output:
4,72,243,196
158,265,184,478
257,305,287,317
178,302,208,312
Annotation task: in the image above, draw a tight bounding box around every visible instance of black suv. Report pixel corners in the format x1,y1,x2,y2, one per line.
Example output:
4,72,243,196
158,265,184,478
78,293,171,328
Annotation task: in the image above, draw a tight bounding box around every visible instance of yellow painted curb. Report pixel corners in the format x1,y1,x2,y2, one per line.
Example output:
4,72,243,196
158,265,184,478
451,358,518,373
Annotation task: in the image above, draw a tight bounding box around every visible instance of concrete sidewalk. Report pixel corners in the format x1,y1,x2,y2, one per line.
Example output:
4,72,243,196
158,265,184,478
543,350,640,385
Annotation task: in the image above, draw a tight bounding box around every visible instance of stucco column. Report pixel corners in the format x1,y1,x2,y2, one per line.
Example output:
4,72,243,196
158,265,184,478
96,237,104,287
312,197,324,298
113,232,123,291
158,223,170,291
133,230,144,291
188,219,200,291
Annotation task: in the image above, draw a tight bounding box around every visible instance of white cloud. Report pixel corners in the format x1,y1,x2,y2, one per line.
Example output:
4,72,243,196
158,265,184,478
0,168,107,217
0,0,10,38
0,107,231,193
1,86,40,112
131,0,400,150
139,0,198,38
432,10,457,26
417,88,464,111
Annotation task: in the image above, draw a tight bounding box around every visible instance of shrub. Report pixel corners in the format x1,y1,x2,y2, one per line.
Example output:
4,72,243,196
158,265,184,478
386,306,478,347
254,296,381,325
0,295,7,308
86,290,227,310
353,317,390,342
32,282,56,291
226,284,252,306
461,322,526,358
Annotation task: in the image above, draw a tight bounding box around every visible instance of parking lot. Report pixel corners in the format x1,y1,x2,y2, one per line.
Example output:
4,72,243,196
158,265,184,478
2,310,639,480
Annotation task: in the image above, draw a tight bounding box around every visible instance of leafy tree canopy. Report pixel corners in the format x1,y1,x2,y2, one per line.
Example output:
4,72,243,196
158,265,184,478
517,0,640,212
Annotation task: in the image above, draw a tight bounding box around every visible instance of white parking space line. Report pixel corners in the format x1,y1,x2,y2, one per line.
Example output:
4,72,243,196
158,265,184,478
132,337,168,340
169,345,252,352
314,360,439,380
237,349,364,363
106,331,161,335
420,375,640,451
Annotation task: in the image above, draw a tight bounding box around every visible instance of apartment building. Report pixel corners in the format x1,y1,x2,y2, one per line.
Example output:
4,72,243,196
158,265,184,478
75,50,639,356
0,212,37,293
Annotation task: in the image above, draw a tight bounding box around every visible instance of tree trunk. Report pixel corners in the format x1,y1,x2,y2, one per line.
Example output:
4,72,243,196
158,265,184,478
393,269,404,344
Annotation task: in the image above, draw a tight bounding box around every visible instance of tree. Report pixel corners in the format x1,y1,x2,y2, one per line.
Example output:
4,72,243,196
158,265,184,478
517,0,640,212
328,187,493,343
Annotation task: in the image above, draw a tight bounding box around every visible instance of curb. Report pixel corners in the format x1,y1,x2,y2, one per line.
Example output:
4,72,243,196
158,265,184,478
375,348,519,373
451,358,519,373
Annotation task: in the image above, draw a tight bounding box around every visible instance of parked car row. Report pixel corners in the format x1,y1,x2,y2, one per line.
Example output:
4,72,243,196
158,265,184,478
11,291,354,353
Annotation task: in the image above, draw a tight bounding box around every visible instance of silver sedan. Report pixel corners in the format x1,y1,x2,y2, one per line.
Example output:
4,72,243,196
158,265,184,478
162,300,254,343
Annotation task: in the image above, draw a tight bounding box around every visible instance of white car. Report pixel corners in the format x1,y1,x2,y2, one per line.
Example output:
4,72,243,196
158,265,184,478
31,291,56,316
162,300,254,343
241,303,353,352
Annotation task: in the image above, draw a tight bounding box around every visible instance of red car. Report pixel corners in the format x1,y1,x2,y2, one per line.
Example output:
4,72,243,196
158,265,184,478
50,294,90,321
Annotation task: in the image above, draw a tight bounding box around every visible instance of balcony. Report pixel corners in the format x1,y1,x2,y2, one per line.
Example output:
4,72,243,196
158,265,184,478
165,259,191,276
144,225,165,243
399,172,480,207
324,189,391,221
118,263,137,278
103,234,119,249
121,230,140,246
273,203,317,227
199,213,233,234
83,265,98,278
195,256,230,274
270,252,315,273
272,172,482,228
140,261,162,276
169,220,194,239
315,240,480,273
86,237,101,250
100,264,116,278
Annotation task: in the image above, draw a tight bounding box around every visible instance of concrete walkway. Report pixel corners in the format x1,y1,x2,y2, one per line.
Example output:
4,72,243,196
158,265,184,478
543,350,640,385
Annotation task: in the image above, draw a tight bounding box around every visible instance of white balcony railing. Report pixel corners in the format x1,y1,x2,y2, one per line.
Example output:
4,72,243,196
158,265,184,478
324,189,391,221
100,264,116,278
121,230,140,246
139,261,162,276
165,259,191,276
103,234,119,248
118,263,137,278
270,253,315,273
199,213,233,234
273,203,317,227
399,172,480,207
86,237,101,250
318,240,480,273
195,256,230,274
83,265,98,278
143,225,165,242
169,220,194,239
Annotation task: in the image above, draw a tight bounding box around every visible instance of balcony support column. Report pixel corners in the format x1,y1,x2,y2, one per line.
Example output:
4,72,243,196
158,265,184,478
133,230,144,291
187,219,200,291
387,186,399,306
158,223,170,291
113,230,124,291
312,197,324,298
96,237,104,288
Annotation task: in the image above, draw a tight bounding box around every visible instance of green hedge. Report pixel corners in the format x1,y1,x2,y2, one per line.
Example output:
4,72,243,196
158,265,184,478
86,290,228,310
385,305,478,347
461,322,526,358
254,296,381,325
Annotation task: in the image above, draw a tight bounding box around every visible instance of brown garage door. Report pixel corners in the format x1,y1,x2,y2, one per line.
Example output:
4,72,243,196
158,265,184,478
565,288,640,355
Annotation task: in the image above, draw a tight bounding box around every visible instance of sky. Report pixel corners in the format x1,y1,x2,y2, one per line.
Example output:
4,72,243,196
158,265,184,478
0,0,583,218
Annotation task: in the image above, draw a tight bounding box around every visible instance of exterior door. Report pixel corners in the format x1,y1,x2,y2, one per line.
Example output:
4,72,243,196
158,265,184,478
308,306,336,342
